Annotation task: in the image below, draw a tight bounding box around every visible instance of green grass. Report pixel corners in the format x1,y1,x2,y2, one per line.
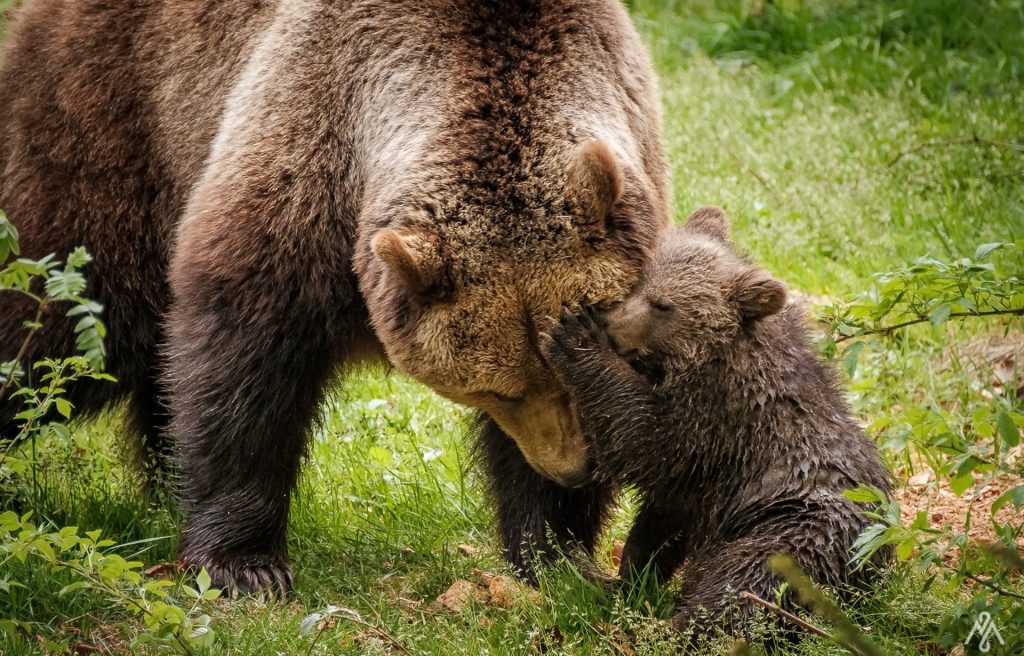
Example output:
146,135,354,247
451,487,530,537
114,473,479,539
3,1,1023,654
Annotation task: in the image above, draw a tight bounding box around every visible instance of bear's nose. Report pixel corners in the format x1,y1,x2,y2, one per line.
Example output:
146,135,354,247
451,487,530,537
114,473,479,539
553,458,595,489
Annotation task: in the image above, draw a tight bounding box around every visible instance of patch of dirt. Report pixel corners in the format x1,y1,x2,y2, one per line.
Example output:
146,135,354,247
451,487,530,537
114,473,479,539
893,331,1024,560
938,332,1024,400
895,469,1023,562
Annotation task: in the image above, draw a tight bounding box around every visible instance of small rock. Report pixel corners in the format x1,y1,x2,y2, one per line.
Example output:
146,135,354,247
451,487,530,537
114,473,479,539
457,544,478,557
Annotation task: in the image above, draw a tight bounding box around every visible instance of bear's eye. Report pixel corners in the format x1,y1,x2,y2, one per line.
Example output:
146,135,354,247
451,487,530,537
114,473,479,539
488,392,525,404
650,300,673,313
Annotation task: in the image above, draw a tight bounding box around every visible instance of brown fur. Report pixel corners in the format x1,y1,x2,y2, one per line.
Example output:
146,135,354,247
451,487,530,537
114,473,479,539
543,208,892,636
0,0,666,591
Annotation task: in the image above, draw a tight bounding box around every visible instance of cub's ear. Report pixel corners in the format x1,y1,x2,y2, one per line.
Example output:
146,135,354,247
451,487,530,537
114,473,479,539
370,226,448,297
565,139,623,233
683,206,731,243
731,269,788,321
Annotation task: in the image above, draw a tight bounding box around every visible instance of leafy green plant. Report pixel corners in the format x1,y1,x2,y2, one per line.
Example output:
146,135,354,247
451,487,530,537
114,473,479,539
0,211,219,654
822,242,1023,653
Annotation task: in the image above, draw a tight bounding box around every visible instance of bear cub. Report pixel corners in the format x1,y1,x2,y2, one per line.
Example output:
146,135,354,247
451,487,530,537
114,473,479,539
542,207,892,634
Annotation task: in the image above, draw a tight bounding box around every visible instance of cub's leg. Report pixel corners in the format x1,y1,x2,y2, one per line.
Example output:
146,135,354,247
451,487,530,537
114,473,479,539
618,500,690,585
672,501,868,635
475,416,614,585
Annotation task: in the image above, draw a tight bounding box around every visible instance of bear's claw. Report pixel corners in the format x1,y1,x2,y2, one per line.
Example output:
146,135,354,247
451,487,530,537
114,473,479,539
184,555,293,599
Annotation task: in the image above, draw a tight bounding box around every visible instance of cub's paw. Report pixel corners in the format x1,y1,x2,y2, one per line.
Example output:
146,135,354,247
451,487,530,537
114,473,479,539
183,553,293,599
541,305,610,359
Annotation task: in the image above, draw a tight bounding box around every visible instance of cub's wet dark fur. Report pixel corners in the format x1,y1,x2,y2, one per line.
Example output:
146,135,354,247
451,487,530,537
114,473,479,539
543,207,892,634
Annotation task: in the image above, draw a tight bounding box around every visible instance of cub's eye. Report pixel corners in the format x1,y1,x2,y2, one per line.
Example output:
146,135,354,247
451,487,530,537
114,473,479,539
650,300,673,312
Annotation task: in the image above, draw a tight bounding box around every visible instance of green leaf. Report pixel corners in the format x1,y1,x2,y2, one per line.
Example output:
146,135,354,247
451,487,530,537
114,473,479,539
929,303,952,326
973,243,1003,260
196,568,211,595
992,485,1024,513
842,341,865,377
843,484,884,504
950,473,974,496
996,410,1020,448
58,581,88,596
54,399,72,419
896,537,916,560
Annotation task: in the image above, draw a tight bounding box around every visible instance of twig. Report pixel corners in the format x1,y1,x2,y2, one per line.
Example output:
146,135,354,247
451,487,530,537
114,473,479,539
0,298,46,403
834,308,1024,344
738,591,831,640
768,555,884,656
712,132,777,198
334,611,411,654
886,135,1024,167
937,562,1024,601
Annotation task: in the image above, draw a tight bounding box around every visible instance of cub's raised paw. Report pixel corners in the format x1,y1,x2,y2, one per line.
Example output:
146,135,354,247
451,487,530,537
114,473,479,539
560,306,610,348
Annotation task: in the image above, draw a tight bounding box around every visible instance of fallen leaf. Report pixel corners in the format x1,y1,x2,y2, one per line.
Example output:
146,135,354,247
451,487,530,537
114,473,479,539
908,471,932,487
473,569,495,586
611,540,625,567
488,575,541,608
436,580,488,612
143,562,181,580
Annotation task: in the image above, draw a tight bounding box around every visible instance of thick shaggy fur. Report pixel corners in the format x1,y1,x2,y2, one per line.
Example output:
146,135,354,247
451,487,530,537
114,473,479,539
0,0,667,593
542,208,892,633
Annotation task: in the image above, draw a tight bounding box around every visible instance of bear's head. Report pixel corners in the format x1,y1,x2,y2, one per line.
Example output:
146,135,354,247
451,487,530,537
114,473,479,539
360,140,662,487
602,206,788,370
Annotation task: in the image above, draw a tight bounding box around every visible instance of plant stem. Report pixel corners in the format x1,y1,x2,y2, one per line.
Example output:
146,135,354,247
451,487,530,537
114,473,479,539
834,308,1024,343
887,136,1024,167
938,562,1024,601
0,298,46,402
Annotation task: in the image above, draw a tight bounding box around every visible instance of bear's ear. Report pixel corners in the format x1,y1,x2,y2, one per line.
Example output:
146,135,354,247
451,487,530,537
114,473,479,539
371,226,448,297
731,269,788,321
683,206,731,243
565,139,623,233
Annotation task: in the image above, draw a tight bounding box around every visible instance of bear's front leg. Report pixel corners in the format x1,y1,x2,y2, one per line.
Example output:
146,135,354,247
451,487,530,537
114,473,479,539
167,208,353,594
165,70,361,592
475,416,614,585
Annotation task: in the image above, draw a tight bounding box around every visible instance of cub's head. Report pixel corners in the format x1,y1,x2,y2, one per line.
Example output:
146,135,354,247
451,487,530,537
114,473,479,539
359,140,663,486
603,207,787,369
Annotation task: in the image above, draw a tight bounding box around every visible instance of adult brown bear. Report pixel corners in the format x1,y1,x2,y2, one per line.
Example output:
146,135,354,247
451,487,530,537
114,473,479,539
0,0,667,593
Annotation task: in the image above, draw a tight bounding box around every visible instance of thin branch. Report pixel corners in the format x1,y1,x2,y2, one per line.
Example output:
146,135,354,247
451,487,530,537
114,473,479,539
834,307,1024,344
0,299,47,402
333,611,412,654
937,562,1024,601
886,136,1024,167
712,132,777,198
738,591,831,640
